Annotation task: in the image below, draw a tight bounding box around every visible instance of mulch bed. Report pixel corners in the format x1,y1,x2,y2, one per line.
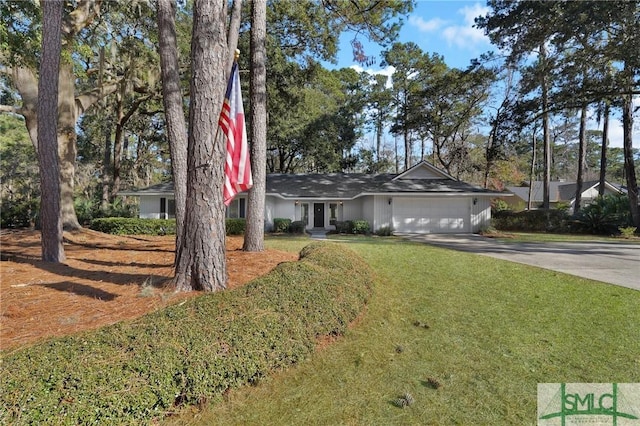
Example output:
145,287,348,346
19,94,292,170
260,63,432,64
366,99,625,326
0,229,297,352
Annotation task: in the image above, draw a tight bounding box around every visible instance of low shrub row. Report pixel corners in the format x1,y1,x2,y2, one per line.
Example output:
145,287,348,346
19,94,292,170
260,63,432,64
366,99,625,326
491,209,570,232
225,218,246,235
89,218,248,236
272,218,306,234
334,219,370,235
0,242,373,425
90,217,176,235
492,194,634,236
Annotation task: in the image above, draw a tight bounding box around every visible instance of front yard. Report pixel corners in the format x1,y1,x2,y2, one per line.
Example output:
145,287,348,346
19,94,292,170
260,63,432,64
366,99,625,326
185,235,640,425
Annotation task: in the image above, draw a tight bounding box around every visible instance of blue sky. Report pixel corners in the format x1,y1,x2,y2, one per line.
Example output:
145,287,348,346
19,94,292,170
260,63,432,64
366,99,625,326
335,1,492,71
330,0,637,149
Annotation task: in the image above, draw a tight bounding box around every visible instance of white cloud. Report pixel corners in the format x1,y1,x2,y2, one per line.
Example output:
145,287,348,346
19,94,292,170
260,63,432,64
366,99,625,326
459,3,490,25
408,15,447,33
350,65,395,88
441,3,491,50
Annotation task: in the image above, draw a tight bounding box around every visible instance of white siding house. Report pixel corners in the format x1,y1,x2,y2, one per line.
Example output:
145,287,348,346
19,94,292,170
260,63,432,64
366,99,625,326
121,162,509,234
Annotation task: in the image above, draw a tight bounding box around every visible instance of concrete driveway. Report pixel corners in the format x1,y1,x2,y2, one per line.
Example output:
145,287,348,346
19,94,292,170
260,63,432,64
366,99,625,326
399,233,640,291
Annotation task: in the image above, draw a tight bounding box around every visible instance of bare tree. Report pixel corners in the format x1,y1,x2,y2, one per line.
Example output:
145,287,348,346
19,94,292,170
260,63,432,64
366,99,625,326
38,0,65,262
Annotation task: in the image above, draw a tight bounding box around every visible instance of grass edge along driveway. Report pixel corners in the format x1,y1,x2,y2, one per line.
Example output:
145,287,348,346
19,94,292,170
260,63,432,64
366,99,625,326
175,236,640,425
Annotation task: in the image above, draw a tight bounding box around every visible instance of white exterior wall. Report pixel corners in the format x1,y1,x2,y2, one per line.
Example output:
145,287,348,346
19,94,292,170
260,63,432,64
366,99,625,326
583,186,618,205
373,195,393,231
139,196,171,219
361,196,374,225
342,200,363,222
265,197,295,230
471,197,492,232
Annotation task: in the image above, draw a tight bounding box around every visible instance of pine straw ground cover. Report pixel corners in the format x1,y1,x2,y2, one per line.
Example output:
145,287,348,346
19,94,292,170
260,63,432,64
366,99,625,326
0,239,373,424
0,229,297,351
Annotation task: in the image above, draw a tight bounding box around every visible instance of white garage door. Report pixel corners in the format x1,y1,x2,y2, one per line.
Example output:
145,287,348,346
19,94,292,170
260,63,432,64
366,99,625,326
393,197,470,233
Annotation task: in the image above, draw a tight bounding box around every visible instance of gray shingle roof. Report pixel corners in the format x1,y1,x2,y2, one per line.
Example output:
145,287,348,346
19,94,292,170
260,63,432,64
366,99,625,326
507,180,602,203
121,173,505,199
266,173,496,198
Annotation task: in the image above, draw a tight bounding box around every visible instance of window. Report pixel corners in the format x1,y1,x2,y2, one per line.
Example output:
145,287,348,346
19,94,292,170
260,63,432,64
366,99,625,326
302,203,309,225
226,197,246,219
329,203,337,225
160,198,176,219
167,199,176,219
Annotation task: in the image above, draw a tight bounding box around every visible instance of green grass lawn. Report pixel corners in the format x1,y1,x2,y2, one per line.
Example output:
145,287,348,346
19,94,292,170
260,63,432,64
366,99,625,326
169,236,640,425
490,231,640,244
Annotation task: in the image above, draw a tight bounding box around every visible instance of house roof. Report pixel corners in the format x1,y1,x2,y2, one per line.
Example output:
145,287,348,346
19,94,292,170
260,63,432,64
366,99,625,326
120,162,508,199
506,180,621,203
119,182,175,196
265,173,499,199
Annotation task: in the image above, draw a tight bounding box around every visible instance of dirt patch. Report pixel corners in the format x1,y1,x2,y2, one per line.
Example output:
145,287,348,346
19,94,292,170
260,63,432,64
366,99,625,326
0,229,297,352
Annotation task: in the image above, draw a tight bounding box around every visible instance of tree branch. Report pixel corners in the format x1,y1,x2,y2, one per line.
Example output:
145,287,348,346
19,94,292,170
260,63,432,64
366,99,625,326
75,81,119,116
0,105,20,114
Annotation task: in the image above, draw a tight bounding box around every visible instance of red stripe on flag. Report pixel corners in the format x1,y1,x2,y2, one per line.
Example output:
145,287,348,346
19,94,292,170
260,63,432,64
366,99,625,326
219,63,252,206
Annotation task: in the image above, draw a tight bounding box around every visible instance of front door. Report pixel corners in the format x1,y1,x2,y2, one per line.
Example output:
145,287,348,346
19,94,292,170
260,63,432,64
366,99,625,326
313,203,325,228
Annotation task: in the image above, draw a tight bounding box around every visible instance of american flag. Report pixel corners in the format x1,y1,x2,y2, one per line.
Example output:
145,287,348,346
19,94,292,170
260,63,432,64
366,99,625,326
219,61,252,206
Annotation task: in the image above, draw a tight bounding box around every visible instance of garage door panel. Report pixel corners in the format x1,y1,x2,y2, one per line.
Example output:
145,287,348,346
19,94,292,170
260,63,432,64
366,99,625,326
393,198,469,233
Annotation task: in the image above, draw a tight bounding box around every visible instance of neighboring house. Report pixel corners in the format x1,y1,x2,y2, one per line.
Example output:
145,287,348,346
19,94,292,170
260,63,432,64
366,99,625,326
119,161,508,234
503,180,624,212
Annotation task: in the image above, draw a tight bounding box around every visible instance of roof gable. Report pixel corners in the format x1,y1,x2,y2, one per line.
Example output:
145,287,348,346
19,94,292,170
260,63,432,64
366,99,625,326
393,161,454,181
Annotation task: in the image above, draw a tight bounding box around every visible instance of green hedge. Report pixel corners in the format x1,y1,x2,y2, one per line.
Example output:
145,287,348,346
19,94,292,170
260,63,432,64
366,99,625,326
89,218,176,235
226,218,246,235
273,218,291,233
89,218,248,236
335,219,370,235
289,220,306,234
352,219,370,235
0,242,372,425
492,209,569,232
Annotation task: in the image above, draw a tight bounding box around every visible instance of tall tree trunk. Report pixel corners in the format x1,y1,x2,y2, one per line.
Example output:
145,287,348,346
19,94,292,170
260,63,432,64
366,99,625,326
376,117,382,161
598,102,609,197
226,0,243,75
174,0,228,292
574,103,588,214
394,134,399,173
403,124,410,170
101,125,111,211
622,92,639,227
58,61,81,230
244,0,267,252
528,131,536,210
484,133,494,189
8,1,107,230
38,0,65,262
540,43,551,210
111,86,125,199
157,0,188,264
